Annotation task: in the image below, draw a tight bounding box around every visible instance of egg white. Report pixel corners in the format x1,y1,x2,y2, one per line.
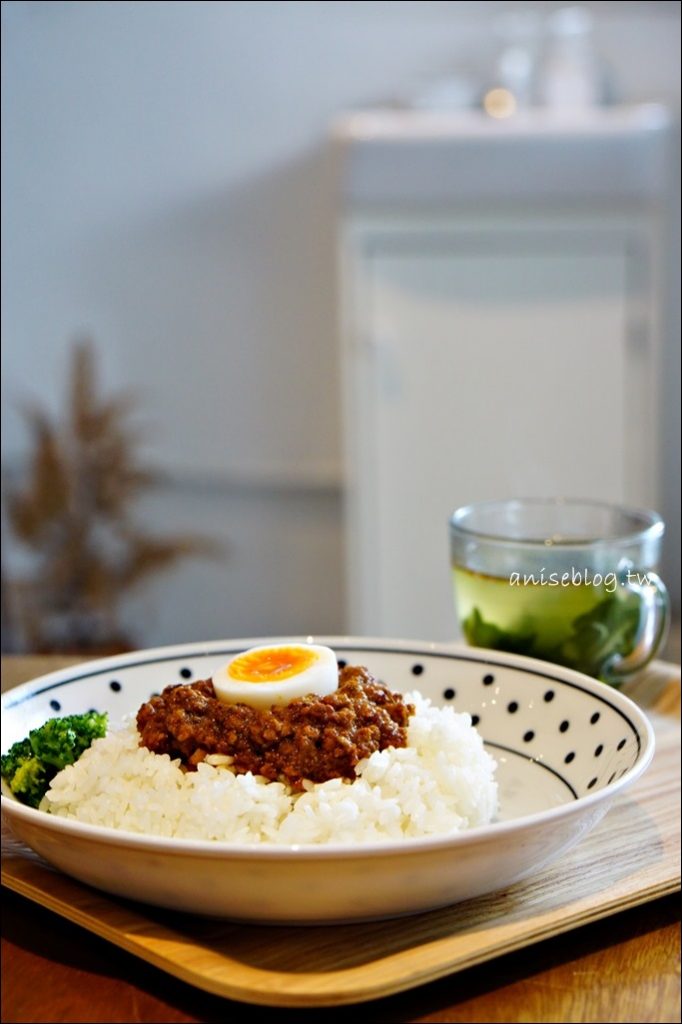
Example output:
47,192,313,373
212,643,338,709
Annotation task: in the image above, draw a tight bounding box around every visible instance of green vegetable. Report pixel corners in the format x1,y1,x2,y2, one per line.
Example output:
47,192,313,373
552,595,640,680
0,737,49,807
28,710,108,770
462,607,537,656
1,711,107,808
461,593,641,685
8,754,50,806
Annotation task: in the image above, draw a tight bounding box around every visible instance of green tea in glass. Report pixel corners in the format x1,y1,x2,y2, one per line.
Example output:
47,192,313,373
450,499,669,685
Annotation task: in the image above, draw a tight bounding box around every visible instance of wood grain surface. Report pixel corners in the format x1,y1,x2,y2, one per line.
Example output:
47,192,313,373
2,656,680,1020
2,887,679,1024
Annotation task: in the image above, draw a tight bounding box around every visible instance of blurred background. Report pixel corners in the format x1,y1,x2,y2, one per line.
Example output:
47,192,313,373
1,0,679,654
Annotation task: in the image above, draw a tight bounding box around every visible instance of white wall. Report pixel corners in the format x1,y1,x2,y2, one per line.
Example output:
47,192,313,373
2,1,680,649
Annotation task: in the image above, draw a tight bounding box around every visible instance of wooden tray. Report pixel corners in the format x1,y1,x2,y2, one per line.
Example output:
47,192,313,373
2,667,680,1008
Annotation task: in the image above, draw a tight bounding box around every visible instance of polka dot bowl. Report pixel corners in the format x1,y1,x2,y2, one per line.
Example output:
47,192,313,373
1,637,654,923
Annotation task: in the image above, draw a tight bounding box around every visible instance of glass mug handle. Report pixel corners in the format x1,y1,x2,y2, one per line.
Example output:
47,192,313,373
604,571,670,682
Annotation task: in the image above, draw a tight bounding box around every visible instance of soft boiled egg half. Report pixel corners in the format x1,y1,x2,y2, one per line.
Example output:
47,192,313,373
212,643,338,709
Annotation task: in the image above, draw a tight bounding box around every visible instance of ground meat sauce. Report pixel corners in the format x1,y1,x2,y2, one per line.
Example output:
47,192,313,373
136,666,414,789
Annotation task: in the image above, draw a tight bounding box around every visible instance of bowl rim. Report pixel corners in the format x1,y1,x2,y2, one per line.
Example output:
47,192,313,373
1,636,656,860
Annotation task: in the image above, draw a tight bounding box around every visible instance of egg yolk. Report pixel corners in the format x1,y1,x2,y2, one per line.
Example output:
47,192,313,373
228,645,318,683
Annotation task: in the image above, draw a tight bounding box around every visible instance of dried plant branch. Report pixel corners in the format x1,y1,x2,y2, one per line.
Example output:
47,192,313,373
4,340,223,653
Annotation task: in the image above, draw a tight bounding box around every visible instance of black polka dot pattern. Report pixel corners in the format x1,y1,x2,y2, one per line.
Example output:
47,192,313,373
49,699,61,711
109,680,122,693
337,659,347,669
420,658,642,799
179,667,193,679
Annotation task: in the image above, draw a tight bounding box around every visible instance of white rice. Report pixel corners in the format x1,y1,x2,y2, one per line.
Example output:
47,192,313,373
41,692,497,844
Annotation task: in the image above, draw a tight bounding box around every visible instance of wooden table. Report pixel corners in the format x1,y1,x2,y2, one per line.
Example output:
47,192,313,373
2,655,680,1024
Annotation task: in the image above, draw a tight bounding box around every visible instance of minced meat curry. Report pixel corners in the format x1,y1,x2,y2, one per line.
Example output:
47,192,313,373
136,665,414,789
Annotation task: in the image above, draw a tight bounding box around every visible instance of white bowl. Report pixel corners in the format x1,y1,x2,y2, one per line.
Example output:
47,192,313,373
1,637,654,924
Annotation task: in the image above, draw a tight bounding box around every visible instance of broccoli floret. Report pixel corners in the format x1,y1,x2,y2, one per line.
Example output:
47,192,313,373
1,710,107,808
9,756,53,808
1,737,54,808
29,711,107,770
1,736,34,779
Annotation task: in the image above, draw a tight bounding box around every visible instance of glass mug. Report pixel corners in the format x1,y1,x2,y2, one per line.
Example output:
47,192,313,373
449,499,669,685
